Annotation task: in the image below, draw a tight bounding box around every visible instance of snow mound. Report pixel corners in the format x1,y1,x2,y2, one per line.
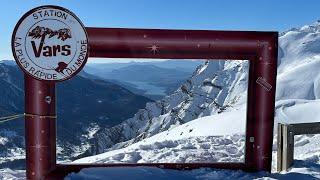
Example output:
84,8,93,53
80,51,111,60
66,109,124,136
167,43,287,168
275,99,320,124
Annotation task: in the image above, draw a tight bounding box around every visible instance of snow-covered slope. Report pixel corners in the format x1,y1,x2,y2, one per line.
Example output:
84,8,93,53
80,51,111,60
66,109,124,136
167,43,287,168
70,100,320,179
73,98,320,165
73,106,247,164
275,99,320,124
89,60,249,154
277,21,320,100
69,99,320,179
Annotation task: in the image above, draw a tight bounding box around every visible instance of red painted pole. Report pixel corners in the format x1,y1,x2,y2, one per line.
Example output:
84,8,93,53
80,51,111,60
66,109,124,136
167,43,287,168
25,75,56,179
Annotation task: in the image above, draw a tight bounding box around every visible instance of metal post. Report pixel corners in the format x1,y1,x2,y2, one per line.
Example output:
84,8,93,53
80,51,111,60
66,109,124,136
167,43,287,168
282,124,293,171
277,123,283,172
25,75,56,179
277,123,294,172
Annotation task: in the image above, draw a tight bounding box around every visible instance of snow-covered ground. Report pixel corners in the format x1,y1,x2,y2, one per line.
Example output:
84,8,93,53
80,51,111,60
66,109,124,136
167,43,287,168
65,165,320,180
72,106,247,164
0,169,25,180
66,100,320,179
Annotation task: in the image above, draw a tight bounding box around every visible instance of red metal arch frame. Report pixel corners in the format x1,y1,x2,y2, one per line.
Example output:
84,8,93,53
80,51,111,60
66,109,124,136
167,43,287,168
24,28,278,179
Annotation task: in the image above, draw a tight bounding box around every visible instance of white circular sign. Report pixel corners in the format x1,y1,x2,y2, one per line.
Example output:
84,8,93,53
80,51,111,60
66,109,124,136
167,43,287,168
12,5,89,82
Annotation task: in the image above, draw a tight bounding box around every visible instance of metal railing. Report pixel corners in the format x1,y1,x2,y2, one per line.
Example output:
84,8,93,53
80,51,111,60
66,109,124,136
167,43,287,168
277,122,320,171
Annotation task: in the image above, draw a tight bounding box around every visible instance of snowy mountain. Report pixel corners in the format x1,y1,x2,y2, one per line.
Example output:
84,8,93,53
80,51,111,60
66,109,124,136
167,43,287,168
86,59,248,155
75,20,320,179
3,20,320,179
0,62,151,168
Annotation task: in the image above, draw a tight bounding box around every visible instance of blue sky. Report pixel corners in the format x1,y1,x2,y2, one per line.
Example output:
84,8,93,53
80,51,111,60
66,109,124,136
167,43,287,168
1,0,320,62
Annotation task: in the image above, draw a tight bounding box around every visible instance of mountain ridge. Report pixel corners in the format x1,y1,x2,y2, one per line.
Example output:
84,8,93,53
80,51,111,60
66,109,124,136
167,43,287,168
0,62,152,168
